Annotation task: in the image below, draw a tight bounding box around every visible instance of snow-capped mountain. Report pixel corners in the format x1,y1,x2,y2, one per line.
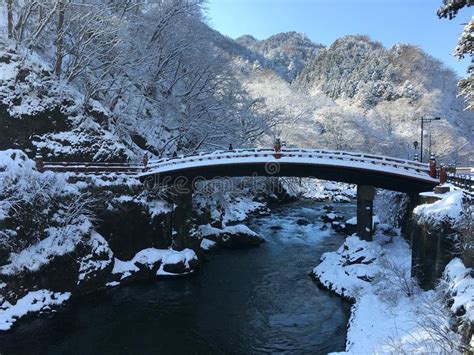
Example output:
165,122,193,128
219,32,473,164
236,32,323,82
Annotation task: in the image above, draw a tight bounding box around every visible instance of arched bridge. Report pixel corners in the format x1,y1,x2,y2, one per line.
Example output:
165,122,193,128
138,148,438,194
38,147,440,246
136,148,439,246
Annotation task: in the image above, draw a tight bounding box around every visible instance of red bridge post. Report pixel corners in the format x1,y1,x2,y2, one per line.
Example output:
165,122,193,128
439,165,447,184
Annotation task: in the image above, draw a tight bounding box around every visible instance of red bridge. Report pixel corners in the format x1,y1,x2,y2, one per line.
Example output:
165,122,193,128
38,147,445,243
138,148,438,194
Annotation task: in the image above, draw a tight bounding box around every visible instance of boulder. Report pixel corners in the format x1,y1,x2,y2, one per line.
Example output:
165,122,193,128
296,218,311,226
321,212,344,223
162,257,199,274
331,221,346,234
198,224,264,248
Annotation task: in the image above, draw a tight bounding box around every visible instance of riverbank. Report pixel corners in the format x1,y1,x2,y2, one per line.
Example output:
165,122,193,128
312,188,473,353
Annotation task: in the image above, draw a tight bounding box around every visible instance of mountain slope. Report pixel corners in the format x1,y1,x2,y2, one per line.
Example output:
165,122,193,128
236,32,323,82
223,33,473,164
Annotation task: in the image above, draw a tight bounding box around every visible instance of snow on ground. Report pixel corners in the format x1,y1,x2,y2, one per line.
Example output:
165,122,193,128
313,232,462,353
112,248,198,281
414,185,464,225
0,290,71,331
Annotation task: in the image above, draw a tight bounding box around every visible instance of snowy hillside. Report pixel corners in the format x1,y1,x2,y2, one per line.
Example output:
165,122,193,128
225,34,473,164
236,32,323,82
0,1,472,164
0,41,133,161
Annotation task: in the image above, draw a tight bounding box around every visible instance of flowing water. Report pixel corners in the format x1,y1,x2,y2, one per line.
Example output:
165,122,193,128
0,201,354,354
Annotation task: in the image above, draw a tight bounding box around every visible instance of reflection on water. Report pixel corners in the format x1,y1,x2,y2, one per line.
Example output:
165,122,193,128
0,201,354,355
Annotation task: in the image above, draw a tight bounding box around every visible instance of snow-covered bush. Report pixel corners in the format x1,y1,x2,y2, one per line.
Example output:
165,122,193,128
383,292,462,354
0,150,96,263
375,257,419,300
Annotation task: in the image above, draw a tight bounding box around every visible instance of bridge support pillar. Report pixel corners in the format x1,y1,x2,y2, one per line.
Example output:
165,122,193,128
172,181,193,251
356,185,375,241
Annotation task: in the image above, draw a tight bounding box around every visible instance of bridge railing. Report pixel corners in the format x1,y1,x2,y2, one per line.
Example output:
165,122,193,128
145,148,431,177
36,148,434,178
39,160,144,174
447,173,474,193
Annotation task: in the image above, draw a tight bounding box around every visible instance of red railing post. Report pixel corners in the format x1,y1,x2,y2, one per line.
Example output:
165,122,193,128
273,138,282,159
35,154,44,173
439,165,447,184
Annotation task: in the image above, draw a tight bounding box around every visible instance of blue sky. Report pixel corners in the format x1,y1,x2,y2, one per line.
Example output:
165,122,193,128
206,0,471,77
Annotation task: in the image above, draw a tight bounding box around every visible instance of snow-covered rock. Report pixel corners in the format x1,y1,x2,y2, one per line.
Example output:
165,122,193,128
200,238,217,252
196,224,264,249
111,248,199,282
443,259,474,321
222,197,266,225
414,187,464,225
321,212,344,223
77,232,114,286
312,235,385,299
442,258,474,348
0,290,71,331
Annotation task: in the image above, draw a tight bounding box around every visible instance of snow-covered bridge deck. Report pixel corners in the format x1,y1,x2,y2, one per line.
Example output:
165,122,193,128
139,148,439,193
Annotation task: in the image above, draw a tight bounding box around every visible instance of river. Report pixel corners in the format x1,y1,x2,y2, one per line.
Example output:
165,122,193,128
0,200,353,354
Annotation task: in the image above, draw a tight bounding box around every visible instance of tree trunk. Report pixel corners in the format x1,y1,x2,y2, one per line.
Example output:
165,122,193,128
54,0,66,78
6,0,13,39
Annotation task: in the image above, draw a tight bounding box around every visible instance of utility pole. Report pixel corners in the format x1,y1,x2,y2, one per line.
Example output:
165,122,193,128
420,117,441,163
420,118,424,163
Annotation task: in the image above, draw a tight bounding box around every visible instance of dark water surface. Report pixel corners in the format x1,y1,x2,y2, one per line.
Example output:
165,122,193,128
0,201,354,355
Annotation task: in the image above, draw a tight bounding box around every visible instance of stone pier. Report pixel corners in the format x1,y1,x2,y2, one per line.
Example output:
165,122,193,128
356,185,375,241
172,181,193,251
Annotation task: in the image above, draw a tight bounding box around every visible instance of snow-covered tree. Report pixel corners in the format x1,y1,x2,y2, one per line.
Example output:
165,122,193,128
437,0,474,109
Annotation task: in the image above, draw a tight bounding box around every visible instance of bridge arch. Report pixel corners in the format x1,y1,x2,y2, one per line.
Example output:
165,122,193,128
139,148,438,194
138,148,438,248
